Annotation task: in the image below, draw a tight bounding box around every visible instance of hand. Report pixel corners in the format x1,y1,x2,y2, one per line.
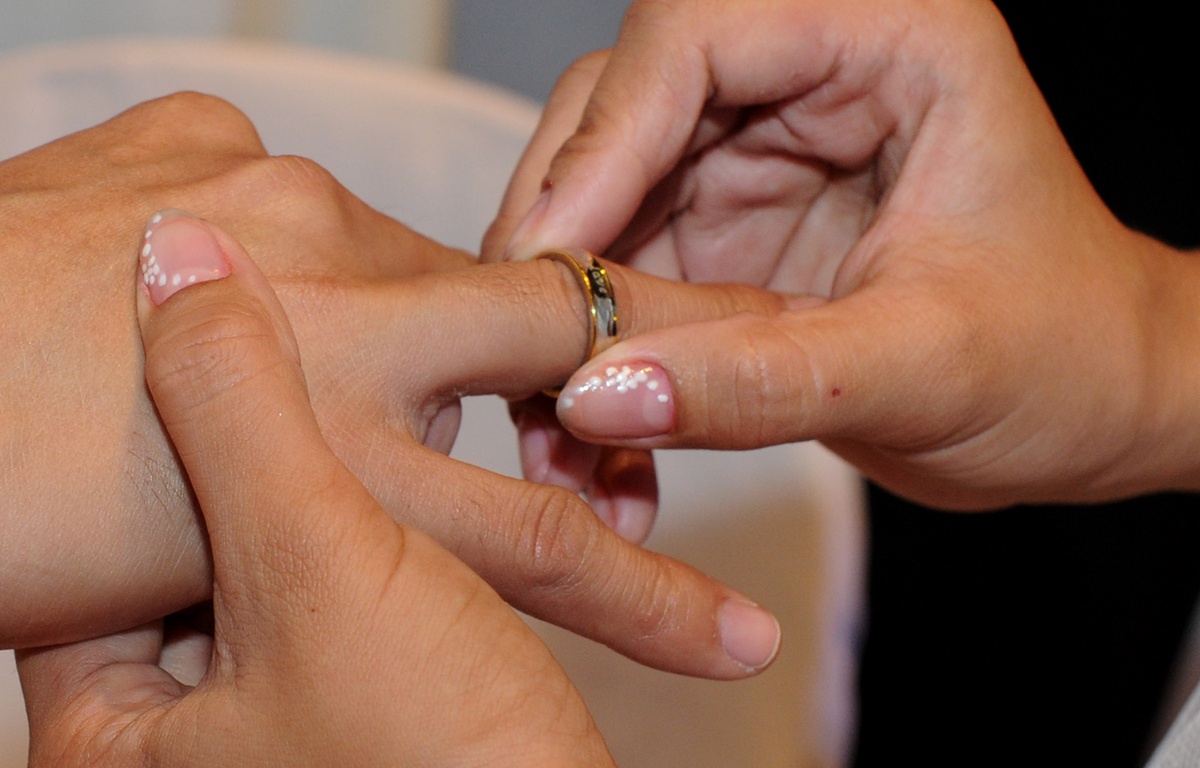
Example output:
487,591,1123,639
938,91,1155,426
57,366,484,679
16,218,613,767
484,0,1200,509
0,95,781,679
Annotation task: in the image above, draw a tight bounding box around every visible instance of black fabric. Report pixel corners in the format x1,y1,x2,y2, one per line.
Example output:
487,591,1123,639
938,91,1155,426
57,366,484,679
853,7,1200,767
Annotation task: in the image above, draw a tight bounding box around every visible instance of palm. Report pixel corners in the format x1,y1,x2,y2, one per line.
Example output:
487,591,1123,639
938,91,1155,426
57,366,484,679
608,98,898,300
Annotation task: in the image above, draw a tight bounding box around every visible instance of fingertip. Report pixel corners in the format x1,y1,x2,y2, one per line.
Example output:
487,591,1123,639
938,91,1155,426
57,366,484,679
138,210,231,310
718,599,782,674
586,447,658,544
558,361,676,441
514,400,602,492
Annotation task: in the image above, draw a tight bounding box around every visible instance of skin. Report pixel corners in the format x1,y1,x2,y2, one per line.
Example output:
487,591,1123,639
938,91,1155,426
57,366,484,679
17,217,613,767
0,93,784,679
485,0,1200,510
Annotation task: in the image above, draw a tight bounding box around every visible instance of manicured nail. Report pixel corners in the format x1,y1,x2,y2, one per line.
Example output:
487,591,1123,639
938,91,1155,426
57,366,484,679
588,450,658,544
557,362,674,439
514,406,554,484
718,599,781,672
503,188,553,261
140,210,230,305
515,406,599,492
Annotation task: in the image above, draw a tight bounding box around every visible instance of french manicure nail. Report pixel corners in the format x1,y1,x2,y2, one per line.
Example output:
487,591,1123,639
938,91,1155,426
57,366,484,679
718,599,781,672
557,362,674,439
140,210,230,305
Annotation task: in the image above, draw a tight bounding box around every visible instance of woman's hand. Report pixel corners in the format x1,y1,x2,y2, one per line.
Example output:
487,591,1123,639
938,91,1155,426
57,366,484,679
0,95,781,679
17,216,613,767
485,0,1200,509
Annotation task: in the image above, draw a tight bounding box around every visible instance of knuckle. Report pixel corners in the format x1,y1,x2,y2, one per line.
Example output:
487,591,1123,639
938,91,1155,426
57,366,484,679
557,49,611,90
225,154,354,233
255,154,345,201
513,483,598,597
123,91,264,154
510,482,691,644
28,692,144,768
719,316,809,447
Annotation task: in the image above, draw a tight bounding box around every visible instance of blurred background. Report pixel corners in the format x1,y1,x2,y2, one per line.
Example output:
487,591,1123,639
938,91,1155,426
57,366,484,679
0,0,630,100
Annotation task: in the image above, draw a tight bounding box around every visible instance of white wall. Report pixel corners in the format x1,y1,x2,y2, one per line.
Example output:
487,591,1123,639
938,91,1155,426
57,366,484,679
0,0,451,66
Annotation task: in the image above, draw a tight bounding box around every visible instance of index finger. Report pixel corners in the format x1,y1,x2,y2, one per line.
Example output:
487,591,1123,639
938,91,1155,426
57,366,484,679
493,0,853,262
313,258,790,678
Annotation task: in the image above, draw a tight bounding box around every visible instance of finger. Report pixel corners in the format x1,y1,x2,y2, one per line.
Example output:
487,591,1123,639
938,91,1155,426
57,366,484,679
316,256,787,551
512,397,658,543
376,445,780,679
495,0,854,261
585,443,659,545
481,49,610,263
137,211,383,635
552,283,979,453
17,624,182,764
346,257,791,405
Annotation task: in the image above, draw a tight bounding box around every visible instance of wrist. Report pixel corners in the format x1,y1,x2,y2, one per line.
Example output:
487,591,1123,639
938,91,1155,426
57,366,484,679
1125,235,1200,495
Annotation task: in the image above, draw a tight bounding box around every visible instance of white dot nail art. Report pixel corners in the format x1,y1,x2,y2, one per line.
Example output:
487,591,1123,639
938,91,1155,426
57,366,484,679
139,210,231,306
142,214,188,297
558,362,673,436
569,364,670,403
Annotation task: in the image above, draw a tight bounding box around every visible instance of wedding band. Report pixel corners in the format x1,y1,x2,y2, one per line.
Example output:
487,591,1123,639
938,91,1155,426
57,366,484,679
538,248,618,397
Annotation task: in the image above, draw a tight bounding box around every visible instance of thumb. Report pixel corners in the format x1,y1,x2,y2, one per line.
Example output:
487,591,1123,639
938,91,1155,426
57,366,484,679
552,287,973,452
137,211,377,639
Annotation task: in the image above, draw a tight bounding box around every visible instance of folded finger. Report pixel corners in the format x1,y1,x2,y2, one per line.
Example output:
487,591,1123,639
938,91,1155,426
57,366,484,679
17,624,180,764
513,397,658,543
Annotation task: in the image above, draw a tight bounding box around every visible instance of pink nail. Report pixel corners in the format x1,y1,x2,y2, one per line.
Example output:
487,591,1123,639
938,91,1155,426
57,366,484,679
557,362,674,439
140,211,230,305
718,599,781,672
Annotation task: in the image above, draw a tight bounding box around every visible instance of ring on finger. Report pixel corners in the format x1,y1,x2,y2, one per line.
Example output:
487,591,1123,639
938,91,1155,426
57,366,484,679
537,248,618,397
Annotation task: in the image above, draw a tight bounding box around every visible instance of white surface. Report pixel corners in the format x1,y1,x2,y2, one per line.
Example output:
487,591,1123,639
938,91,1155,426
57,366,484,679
0,0,451,66
0,40,865,767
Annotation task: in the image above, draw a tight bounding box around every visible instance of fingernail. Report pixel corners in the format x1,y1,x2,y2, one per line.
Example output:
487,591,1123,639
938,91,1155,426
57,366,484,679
719,599,781,672
612,500,656,544
514,407,554,484
588,451,658,543
515,405,597,492
503,188,552,261
140,210,230,305
557,363,674,439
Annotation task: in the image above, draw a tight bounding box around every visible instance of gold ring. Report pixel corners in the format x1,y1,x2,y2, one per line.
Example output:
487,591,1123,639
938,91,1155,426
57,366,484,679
538,248,618,397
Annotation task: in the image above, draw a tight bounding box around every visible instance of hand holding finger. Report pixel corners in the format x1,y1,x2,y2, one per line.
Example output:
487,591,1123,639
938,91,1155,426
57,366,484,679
18,211,616,767
320,254,790,677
